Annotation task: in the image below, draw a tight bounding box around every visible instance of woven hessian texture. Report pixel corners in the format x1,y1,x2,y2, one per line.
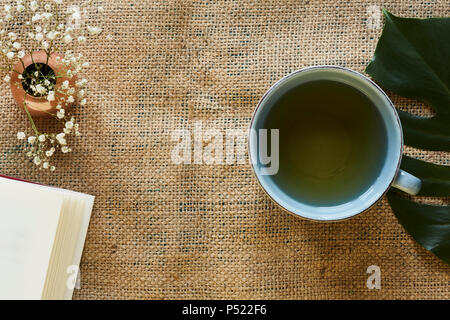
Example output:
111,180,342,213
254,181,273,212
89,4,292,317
0,0,449,299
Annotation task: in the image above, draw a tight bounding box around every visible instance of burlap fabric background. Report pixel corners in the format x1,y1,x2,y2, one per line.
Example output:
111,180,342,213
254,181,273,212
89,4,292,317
0,0,449,299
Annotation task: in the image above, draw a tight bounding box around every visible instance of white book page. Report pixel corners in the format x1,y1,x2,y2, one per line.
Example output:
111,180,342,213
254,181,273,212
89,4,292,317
63,193,94,300
0,178,63,300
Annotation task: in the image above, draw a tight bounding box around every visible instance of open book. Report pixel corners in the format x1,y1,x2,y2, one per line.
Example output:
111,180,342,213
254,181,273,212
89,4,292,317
0,176,94,300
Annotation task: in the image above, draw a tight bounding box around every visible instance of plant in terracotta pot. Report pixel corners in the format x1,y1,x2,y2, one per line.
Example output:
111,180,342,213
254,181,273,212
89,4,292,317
0,0,103,170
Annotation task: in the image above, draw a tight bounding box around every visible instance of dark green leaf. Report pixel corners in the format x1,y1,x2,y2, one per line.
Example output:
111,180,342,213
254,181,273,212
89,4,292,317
400,156,450,196
365,10,450,151
387,192,450,265
368,10,450,265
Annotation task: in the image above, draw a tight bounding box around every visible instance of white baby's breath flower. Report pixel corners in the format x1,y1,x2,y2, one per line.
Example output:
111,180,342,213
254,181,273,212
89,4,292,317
32,13,41,22
35,32,43,42
63,34,72,43
8,32,17,40
67,5,81,28
42,12,52,20
76,79,87,87
45,148,55,157
61,146,71,153
35,84,46,94
33,156,41,165
30,1,38,11
47,30,58,40
87,26,102,35
47,91,55,101
61,80,69,89
10,0,86,171
56,132,66,145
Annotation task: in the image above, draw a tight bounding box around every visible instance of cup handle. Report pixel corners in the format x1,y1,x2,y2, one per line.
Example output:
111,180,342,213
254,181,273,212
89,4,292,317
391,169,422,195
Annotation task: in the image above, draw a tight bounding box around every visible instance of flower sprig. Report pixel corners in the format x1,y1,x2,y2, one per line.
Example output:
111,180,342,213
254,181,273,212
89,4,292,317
0,0,103,170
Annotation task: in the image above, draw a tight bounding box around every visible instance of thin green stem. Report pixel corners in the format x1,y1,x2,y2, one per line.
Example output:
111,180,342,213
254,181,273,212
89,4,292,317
19,58,26,71
45,49,50,66
22,94,39,137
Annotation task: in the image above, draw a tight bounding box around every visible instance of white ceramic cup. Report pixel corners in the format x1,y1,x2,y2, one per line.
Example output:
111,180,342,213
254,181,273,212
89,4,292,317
249,66,421,221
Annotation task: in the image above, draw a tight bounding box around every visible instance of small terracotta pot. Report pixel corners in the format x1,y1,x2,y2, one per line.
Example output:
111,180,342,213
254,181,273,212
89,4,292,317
10,51,76,117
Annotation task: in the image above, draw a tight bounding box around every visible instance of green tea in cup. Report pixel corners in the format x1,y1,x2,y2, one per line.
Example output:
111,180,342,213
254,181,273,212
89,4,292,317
263,79,388,206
